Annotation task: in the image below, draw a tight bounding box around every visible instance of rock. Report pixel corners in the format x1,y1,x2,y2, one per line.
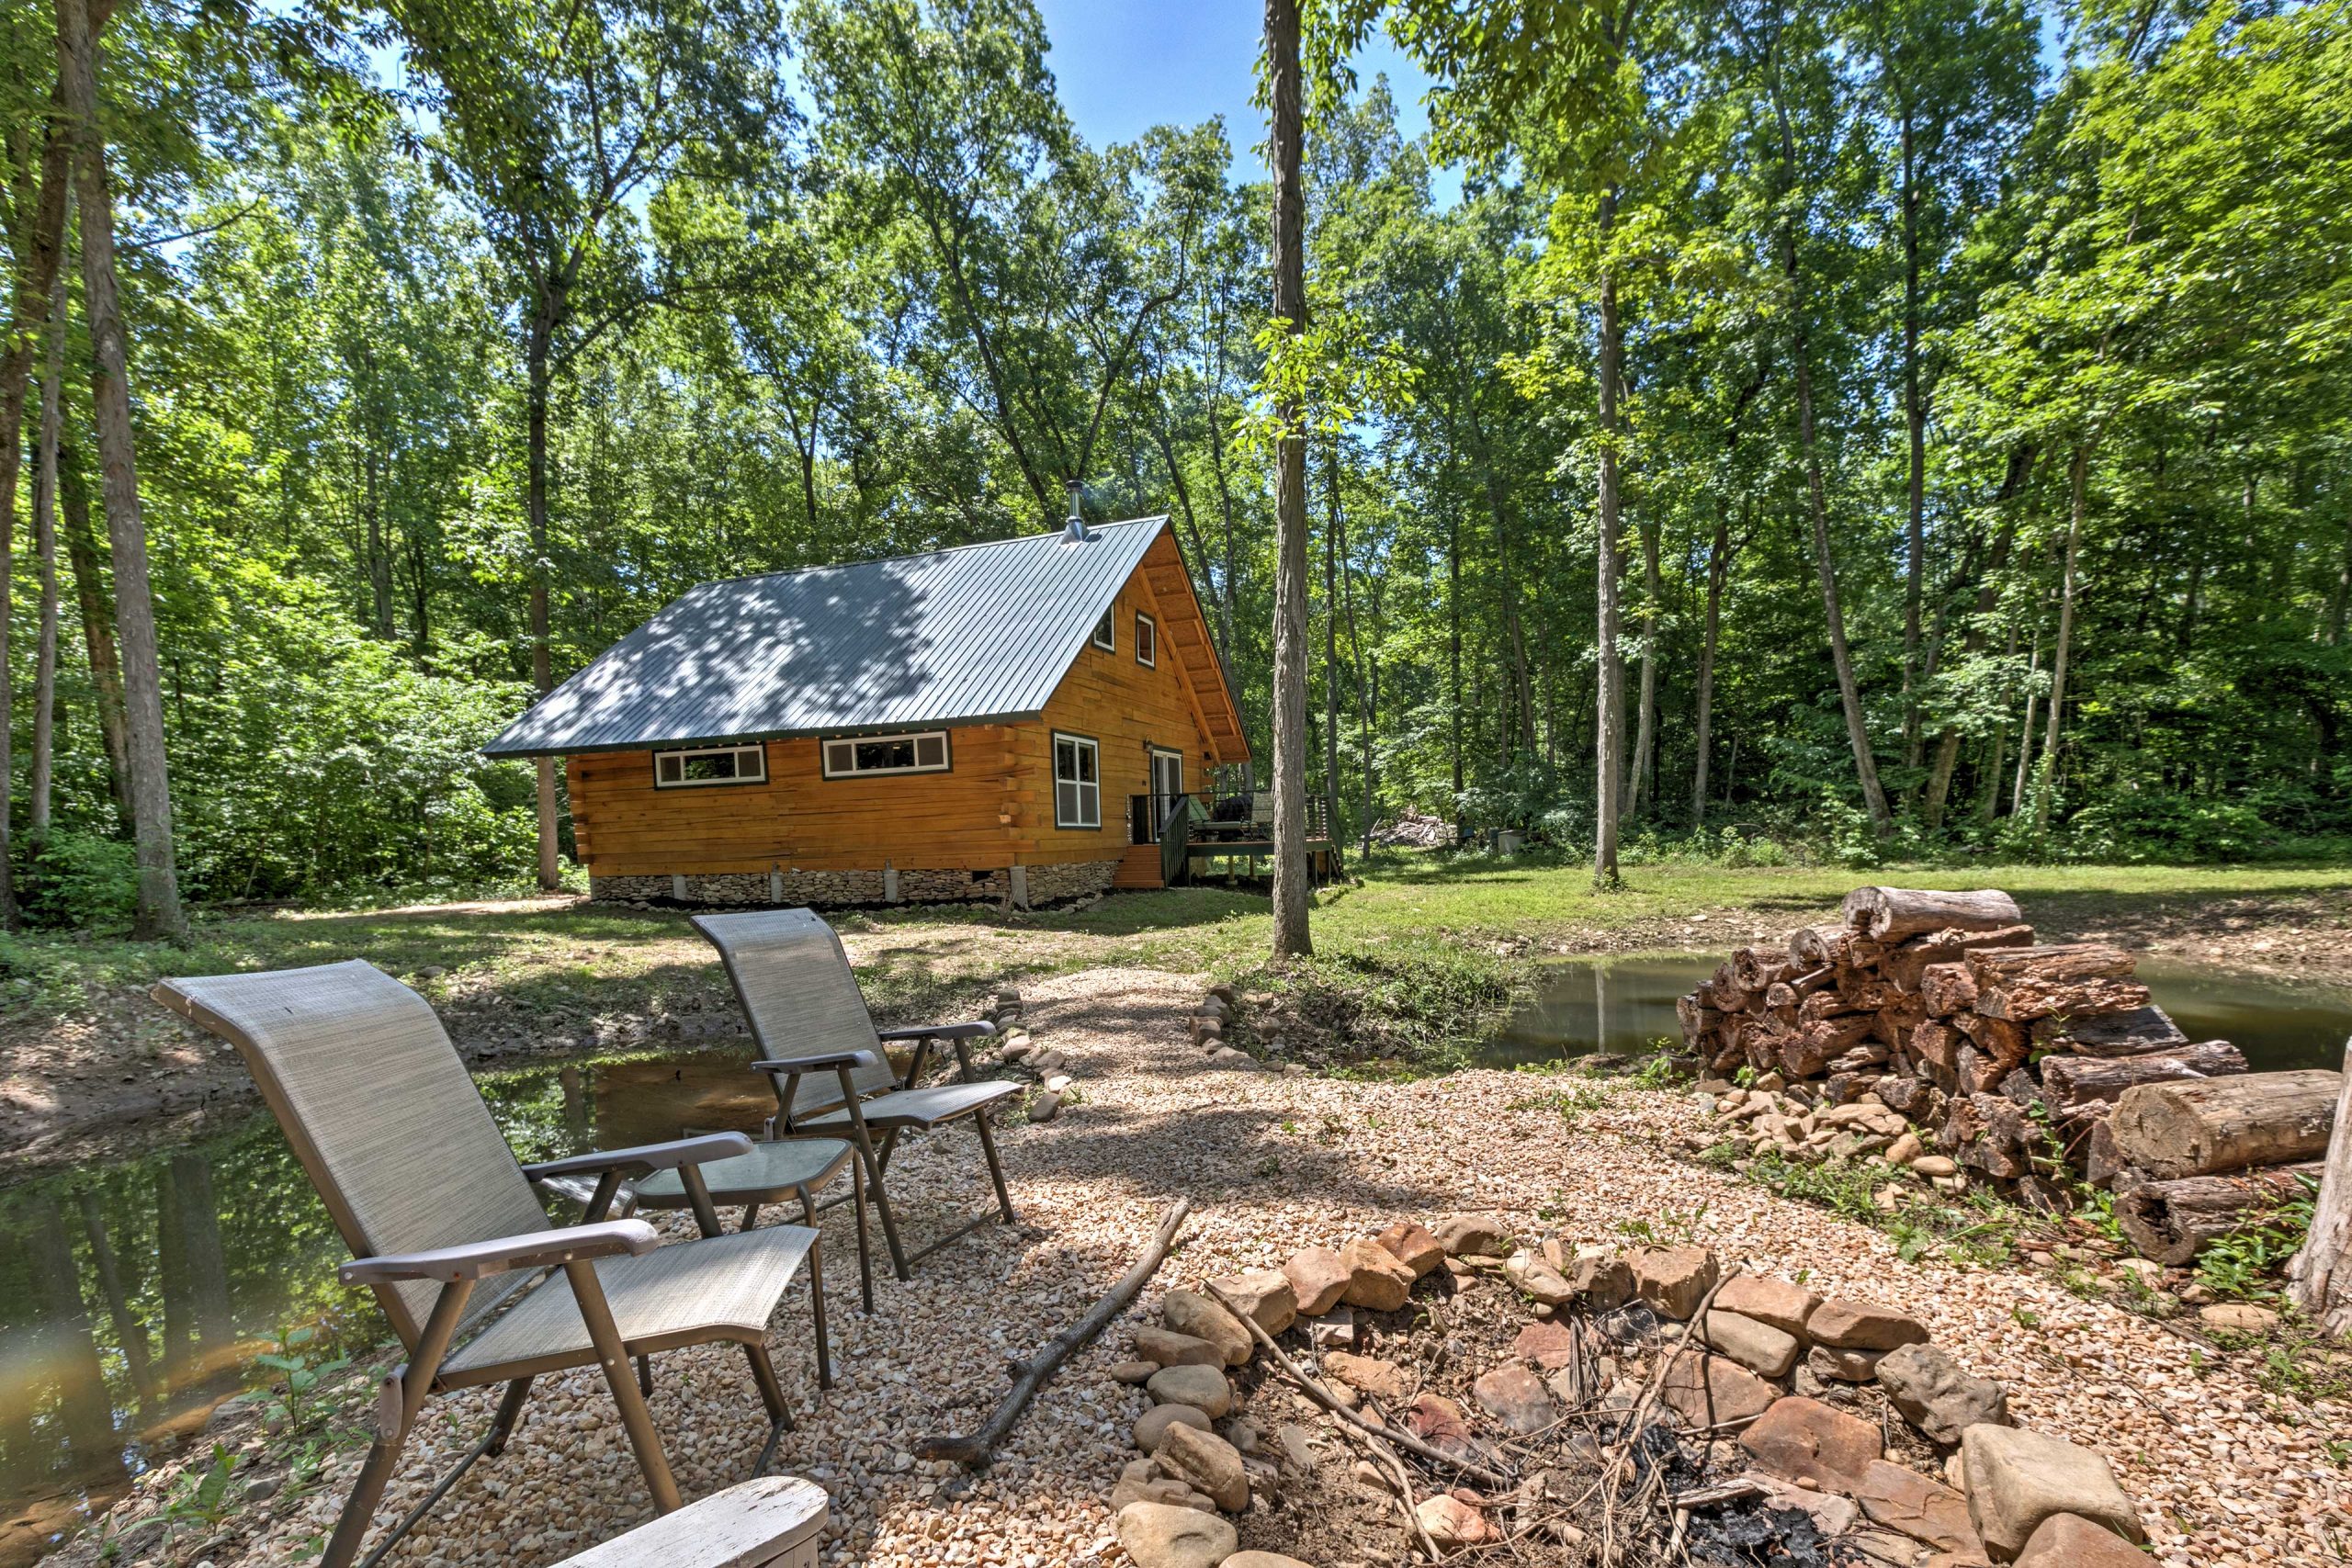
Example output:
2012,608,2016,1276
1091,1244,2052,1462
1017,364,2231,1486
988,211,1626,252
1808,1298,1928,1352
1512,1319,1583,1371
1114,1500,1238,1568
1810,1344,1891,1383
1749,1473,1860,1538
1714,1275,1821,1339
1738,1396,1884,1494
1322,1351,1409,1403
1161,1290,1253,1367
1224,1556,1314,1568
1404,1393,1484,1463
1912,1155,1959,1178
1209,1269,1298,1336
1207,1046,1259,1069
1109,1359,1158,1384
2015,1512,2149,1567
1887,1132,1925,1166
1028,1089,1063,1122
1657,1352,1778,1427
1631,1246,1720,1320
1376,1219,1446,1277
1504,1249,1577,1307
1430,1213,1512,1258
1303,1306,1358,1351
1339,1235,1415,1312
1111,1472,1216,1514
1283,1247,1353,1317
1961,1426,2143,1561
1275,1423,1315,1471
1700,1309,1802,1379
1147,1364,1234,1417
2197,1302,2279,1334
1134,1404,1214,1453
1876,1343,2009,1446
1859,1459,1983,1553
1156,1422,1250,1512
1414,1494,1495,1550
1471,1363,1555,1435
1570,1253,1635,1310
1136,1326,1226,1369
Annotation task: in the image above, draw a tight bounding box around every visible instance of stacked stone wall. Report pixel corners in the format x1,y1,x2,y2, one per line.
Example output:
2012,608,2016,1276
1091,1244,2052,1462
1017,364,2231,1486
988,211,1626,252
589,860,1117,909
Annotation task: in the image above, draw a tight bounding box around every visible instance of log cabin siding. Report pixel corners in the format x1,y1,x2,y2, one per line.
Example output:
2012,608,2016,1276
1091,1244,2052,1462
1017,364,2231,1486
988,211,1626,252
565,536,1233,895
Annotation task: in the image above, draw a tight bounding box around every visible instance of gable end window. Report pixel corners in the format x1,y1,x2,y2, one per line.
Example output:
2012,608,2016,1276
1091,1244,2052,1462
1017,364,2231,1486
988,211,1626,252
1135,613,1157,668
821,730,951,778
1091,607,1115,650
653,743,767,789
1053,732,1101,829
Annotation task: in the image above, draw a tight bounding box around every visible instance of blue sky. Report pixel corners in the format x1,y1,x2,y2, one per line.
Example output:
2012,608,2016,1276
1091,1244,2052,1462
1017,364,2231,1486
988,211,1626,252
1034,0,1441,175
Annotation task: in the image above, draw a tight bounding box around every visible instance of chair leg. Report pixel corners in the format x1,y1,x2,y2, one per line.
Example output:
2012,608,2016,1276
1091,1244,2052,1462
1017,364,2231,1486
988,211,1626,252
484,1376,534,1457
741,1201,761,1233
840,1102,910,1280
324,1279,472,1568
743,1340,793,1429
851,1155,874,1312
636,1355,653,1398
563,1259,682,1513
972,1111,1018,1224
805,1235,833,1390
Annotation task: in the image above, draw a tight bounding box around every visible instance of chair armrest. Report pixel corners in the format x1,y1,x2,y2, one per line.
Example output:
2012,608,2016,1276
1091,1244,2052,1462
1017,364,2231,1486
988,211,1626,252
339,1220,659,1285
876,1021,998,1042
521,1133,754,1182
750,1049,880,1074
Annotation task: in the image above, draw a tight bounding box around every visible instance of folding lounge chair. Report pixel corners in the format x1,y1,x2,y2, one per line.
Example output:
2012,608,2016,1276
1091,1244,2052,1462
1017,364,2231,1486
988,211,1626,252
692,908,1022,1280
152,961,831,1568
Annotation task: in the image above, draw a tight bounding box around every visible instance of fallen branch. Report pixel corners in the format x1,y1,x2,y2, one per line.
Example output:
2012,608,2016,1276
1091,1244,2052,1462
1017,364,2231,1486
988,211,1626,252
1202,1280,1510,1488
917,1198,1190,1468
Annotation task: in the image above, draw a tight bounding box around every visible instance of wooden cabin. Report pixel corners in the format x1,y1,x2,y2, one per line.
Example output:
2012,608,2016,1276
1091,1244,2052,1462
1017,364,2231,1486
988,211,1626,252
485,515,1267,906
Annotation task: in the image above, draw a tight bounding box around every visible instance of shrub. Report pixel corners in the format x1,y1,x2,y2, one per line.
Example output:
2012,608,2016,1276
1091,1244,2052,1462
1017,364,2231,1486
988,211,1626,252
2063,793,2271,863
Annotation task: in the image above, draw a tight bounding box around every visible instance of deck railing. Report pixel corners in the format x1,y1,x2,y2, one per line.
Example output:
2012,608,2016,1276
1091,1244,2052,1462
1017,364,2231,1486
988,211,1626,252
1126,791,1332,847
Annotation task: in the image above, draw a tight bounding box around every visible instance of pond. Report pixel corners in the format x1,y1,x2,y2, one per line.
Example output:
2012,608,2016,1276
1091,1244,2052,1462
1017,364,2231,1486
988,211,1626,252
0,1046,771,1568
1480,953,2352,1075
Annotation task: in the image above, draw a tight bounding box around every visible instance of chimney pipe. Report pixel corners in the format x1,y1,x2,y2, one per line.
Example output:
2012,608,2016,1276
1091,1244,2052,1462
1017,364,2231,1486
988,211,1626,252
1063,479,1089,542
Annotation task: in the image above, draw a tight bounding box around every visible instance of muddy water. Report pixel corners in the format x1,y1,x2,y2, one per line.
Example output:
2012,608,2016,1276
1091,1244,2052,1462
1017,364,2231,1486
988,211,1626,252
0,1047,769,1568
1481,953,2352,1074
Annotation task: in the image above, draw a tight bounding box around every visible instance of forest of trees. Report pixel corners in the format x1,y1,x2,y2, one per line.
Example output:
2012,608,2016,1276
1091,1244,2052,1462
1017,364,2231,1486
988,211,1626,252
0,0,2346,935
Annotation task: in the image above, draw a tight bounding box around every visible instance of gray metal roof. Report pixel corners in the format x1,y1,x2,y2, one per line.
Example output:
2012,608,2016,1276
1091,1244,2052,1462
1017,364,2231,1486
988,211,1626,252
483,517,1170,758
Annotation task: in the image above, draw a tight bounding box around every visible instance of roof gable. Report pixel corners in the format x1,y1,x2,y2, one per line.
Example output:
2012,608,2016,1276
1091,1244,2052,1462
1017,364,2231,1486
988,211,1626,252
485,518,1170,757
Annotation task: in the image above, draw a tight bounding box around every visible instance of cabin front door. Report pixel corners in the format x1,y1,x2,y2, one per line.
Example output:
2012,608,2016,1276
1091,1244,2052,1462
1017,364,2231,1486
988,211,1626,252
1149,748,1185,834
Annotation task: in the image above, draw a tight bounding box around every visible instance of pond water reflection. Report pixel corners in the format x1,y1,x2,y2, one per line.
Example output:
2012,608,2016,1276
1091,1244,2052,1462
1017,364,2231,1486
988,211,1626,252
0,1046,763,1567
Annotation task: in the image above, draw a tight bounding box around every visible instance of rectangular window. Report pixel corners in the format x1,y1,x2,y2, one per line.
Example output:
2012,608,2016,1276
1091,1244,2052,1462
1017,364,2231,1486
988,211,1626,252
1054,732,1101,829
820,730,952,778
653,743,766,788
1136,613,1157,667
1091,607,1115,650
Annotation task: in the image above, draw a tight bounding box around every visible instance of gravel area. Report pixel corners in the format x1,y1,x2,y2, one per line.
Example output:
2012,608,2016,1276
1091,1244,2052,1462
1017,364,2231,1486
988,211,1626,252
61,964,2351,1568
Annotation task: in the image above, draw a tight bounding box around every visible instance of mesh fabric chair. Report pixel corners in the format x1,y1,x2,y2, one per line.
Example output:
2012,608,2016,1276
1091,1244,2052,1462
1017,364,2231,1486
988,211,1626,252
152,961,831,1568
692,908,1020,1280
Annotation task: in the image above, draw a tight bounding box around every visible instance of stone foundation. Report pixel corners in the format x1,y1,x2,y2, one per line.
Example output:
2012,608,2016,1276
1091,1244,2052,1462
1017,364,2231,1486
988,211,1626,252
589,860,1117,911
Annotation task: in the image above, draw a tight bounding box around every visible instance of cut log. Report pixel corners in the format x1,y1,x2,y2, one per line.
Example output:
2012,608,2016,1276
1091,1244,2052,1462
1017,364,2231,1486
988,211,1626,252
2287,1039,2352,1336
1788,925,1849,968
2030,1005,2189,1059
1943,1092,2033,1179
1731,947,1793,992
1965,943,2144,1021
1676,995,1724,1046
916,1198,1189,1466
1840,886,2025,941
1876,1076,1930,1117
1881,924,2037,990
2114,1163,2325,1266
1911,1021,1962,1075
1919,963,1978,1017
2085,1120,2132,1187
1800,987,1877,1024
2109,1070,2343,1179
1875,994,1927,1052
1781,1015,1876,1078
2038,1042,2248,1115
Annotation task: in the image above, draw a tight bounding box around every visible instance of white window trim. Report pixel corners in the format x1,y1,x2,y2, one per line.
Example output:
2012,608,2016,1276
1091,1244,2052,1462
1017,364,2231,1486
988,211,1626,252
1136,613,1157,668
1091,607,1115,651
820,729,953,779
1053,731,1102,829
652,743,767,789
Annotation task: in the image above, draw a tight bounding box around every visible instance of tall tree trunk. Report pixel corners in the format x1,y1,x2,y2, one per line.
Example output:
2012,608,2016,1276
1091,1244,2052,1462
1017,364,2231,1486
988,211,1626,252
61,437,129,827
1593,209,1625,886
1925,454,2030,827
76,1190,153,1411
2010,632,2040,818
2325,504,2350,646
1898,108,1928,780
526,335,561,891
1448,491,1464,842
1324,448,1341,837
60,0,183,940
1265,0,1311,957
1627,494,1662,819
363,448,391,637
2032,445,2090,832
30,233,67,839
1692,500,1736,825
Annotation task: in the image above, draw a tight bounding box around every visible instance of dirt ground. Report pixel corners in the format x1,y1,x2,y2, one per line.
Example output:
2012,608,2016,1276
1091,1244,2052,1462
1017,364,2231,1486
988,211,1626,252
6,875,2350,1179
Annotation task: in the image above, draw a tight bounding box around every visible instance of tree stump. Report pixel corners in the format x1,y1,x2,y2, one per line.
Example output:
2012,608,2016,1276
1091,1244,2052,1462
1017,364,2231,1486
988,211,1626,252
2287,1039,2352,1337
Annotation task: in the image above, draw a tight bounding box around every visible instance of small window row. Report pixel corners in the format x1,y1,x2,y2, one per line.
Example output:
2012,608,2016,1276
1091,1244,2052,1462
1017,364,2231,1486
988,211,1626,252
1092,608,1157,668
650,731,950,789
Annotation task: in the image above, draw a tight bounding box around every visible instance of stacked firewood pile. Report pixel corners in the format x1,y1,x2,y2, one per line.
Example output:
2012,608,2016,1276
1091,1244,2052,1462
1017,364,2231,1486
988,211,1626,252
1679,886,2344,1263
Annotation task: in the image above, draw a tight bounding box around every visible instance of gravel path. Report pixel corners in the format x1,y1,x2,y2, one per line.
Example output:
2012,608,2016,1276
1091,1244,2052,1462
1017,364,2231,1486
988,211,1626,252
68,965,2350,1568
